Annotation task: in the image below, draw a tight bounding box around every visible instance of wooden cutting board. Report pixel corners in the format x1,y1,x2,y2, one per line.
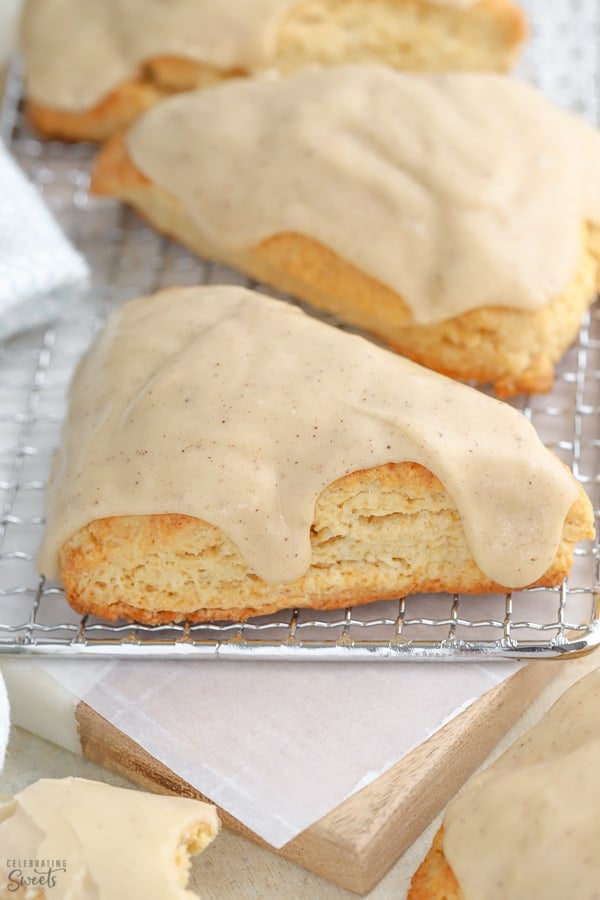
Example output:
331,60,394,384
75,662,555,895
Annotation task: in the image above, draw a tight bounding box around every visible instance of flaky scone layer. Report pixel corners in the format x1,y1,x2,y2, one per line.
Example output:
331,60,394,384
408,827,463,900
59,462,595,624
91,133,600,398
25,0,526,141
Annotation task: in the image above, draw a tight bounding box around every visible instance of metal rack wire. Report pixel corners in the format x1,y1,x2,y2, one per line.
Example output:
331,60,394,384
0,1,599,659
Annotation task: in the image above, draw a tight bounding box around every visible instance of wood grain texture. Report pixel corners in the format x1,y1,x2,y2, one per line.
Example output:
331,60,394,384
75,663,555,895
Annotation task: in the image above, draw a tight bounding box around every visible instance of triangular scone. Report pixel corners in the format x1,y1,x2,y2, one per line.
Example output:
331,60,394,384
21,0,526,142
409,669,600,899
92,67,600,397
38,286,594,624
0,778,220,900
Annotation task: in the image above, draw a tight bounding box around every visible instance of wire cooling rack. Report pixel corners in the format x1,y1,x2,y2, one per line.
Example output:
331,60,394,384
0,0,599,660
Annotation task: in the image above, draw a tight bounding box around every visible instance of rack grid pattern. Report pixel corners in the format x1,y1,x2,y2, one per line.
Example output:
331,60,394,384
0,1,599,659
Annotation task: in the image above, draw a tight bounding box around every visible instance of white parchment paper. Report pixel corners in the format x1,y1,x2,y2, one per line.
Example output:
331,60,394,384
19,658,520,848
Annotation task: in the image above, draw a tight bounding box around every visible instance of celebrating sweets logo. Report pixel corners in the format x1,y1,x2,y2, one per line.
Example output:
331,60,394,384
3,859,67,893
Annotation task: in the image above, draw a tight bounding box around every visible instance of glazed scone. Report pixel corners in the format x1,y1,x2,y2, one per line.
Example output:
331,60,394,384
21,0,526,141
37,286,594,624
91,67,600,397
409,669,600,899
0,777,220,900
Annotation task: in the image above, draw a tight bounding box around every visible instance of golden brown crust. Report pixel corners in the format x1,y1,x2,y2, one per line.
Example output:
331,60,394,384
91,131,152,190
408,827,463,900
144,56,246,92
58,461,595,624
26,78,167,143
24,0,527,142
25,60,246,143
91,133,600,397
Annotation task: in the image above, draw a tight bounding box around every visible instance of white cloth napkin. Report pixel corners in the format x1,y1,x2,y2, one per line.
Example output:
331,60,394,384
0,670,9,770
0,141,88,340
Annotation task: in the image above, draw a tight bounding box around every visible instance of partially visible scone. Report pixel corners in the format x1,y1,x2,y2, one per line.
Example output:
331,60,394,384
37,286,595,625
0,778,220,900
91,131,600,397
21,0,526,141
91,68,600,396
409,669,600,898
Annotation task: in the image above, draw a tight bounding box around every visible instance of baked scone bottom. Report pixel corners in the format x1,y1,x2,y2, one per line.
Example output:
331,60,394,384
91,134,600,398
59,462,594,624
